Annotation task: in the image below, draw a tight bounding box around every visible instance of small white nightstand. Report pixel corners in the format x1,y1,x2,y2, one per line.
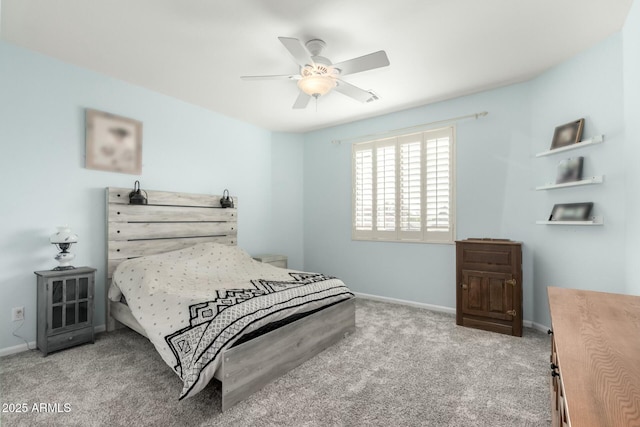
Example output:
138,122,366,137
253,254,288,269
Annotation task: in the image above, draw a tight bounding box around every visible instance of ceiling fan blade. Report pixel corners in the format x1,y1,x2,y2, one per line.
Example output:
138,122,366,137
278,37,314,68
292,92,312,109
333,51,390,76
240,74,300,81
334,79,375,103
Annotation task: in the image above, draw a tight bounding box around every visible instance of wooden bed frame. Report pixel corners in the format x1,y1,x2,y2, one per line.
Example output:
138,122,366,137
105,187,355,411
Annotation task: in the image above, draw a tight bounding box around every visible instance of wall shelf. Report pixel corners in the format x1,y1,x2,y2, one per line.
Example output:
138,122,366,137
535,135,604,158
536,216,604,226
535,175,604,191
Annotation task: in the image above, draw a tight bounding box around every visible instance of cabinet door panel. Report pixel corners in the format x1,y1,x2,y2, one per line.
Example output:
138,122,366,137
489,278,504,312
52,280,63,304
462,248,512,266
79,278,88,299
462,270,513,320
79,301,88,323
489,276,514,318
65,303,76,326
466,273,485,311
66,279,76,301
52,305,63,329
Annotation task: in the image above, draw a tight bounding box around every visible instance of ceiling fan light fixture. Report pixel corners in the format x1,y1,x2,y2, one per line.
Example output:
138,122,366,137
241,37,389,108
297,75,336,97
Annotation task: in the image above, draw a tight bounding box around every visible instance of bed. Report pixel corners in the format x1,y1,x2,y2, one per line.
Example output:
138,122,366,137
105,187,356,410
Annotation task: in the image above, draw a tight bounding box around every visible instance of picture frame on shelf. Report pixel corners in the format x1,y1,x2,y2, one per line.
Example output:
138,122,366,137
85,108,143,175
548,202,594,221
550,118,585,150
555,157,584,184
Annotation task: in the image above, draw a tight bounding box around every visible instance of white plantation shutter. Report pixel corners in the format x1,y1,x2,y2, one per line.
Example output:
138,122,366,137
376,143,396,232
354,148,373,231
425,128,454,242
352,126,455,243
399,134,423,240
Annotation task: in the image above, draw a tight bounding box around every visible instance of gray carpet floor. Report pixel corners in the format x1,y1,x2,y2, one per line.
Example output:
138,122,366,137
0,299,551,426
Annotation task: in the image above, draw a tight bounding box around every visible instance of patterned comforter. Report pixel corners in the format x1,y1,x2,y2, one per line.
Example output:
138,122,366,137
110,242,353,399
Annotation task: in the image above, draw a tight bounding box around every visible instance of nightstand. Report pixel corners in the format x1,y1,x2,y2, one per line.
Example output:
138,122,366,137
253,254,288,268
34,267,96,355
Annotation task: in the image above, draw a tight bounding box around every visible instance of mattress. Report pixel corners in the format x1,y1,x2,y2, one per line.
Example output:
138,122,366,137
110,242,353,399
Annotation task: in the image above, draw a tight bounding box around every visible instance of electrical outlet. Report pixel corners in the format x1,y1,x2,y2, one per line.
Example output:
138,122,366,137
12,306,24,322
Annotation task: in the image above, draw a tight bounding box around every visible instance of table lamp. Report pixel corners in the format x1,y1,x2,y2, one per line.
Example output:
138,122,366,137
50,226,78,270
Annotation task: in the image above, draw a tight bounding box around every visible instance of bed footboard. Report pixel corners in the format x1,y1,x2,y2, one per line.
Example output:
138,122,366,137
218,297,356,411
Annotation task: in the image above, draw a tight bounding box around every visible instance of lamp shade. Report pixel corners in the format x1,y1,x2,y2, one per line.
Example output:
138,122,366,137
297,75,336,97
129,180,148,205
50,226,78,270
50,226,78,244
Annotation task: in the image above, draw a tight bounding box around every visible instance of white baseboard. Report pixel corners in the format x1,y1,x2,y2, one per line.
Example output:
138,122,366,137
354,292,547,331
531,321,550,333
354,292,455,315
0,341,37,358
0,324,107,358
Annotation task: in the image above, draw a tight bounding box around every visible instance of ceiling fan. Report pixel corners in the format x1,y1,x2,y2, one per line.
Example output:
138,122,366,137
241,37,390,109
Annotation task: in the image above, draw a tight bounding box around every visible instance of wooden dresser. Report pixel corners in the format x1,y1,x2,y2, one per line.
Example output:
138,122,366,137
455,239,522,336
548,287,640,427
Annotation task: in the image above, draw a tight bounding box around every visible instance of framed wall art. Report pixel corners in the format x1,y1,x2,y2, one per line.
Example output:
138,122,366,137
85,109,143,175
550,118,585,150
555,157,584,184
548,202,593,221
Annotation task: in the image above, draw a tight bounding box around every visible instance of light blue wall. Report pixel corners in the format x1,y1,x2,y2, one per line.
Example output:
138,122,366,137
530,35,626,326
303,33,629,327
624,0,640,295
303,83,534,316
0,42,294,351
271,132,305,270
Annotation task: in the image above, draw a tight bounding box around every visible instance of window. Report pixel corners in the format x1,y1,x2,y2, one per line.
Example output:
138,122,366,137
352,127,455,243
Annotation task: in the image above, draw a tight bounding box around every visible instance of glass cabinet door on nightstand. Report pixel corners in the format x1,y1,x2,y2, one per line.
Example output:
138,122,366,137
48,274,93,333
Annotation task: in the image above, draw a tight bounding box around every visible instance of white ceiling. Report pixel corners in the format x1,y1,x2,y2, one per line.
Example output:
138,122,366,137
0,0,633,132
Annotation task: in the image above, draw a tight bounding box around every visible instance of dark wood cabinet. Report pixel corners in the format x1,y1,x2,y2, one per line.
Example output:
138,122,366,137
456,239,522,336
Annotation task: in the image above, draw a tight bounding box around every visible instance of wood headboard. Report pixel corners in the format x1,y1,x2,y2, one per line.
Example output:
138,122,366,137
105,187,238,331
